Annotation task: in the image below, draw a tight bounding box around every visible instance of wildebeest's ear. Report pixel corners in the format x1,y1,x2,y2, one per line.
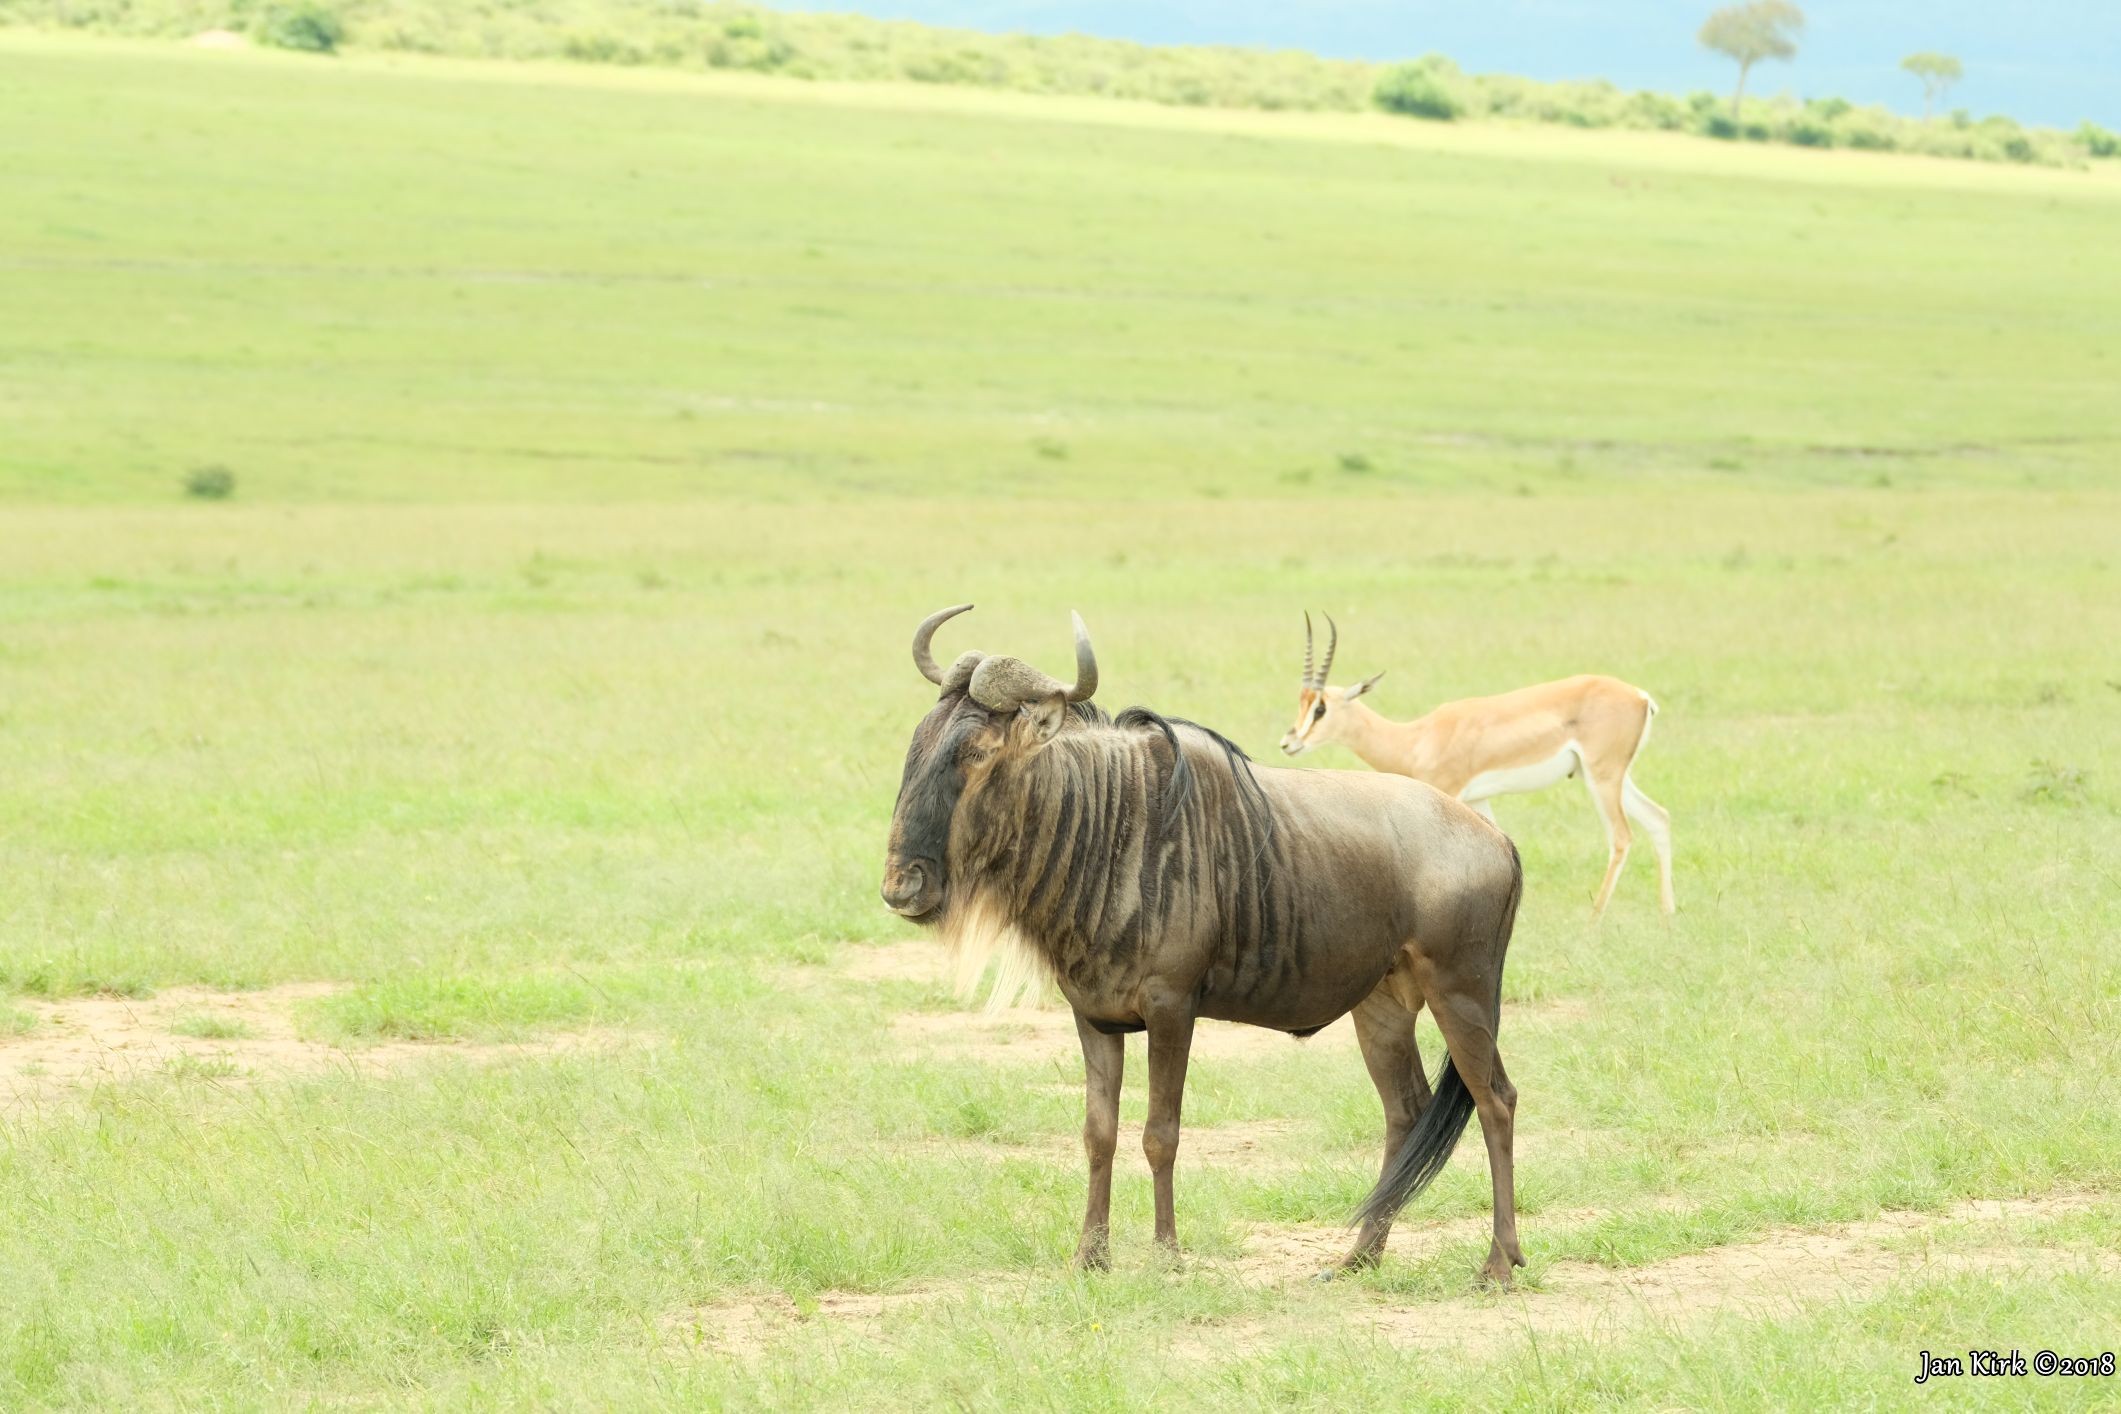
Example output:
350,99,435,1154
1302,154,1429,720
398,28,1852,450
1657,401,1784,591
1017,692,1068,747
1343,671,1386,701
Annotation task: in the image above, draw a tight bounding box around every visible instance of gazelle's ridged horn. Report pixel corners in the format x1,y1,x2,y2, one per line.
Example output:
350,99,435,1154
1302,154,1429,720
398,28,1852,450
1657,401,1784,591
911,603,974,685
1319,613,1340,686
1066,610,1098,703
1302,611,1317,688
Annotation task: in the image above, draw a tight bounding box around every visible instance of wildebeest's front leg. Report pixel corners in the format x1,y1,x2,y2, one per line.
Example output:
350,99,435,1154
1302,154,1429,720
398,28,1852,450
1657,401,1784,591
1142,995,1196,1255
1072,1010,1124,1270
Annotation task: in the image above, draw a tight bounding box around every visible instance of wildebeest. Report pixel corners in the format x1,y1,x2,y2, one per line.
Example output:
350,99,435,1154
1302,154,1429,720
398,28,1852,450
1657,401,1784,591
1280,613,1674,917
882,605,1528,1280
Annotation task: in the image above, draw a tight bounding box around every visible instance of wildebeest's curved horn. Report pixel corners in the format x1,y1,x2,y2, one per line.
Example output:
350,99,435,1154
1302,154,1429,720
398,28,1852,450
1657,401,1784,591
912,603,974,685
1065,610,1097,703
1302,611,1317,688
1319,613,1339,686
967,656,1065,710
965,612,1099,710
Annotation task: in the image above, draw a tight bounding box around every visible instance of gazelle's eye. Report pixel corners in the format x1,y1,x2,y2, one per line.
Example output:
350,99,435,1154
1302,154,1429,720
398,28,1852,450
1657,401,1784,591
1312,703,1326,719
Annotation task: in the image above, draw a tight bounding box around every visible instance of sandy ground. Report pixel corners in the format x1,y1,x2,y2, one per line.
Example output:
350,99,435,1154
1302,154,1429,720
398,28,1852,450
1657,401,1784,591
1197,1193,2111,1358
653,940,2118,1362
0,984,614,1113
676,1193,2106,1361
850,938,1589,1068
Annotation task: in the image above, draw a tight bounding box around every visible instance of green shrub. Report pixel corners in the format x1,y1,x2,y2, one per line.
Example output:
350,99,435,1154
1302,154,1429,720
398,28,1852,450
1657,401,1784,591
1832,109,1898,151
1373,61,1462,121
183,465,235,499
1807,96,1852,121
562,30,643,65
1700,112,1740,140
251,1,344,55
1787,119,1833,148
1624,90,1688,131
2077,121,2121,158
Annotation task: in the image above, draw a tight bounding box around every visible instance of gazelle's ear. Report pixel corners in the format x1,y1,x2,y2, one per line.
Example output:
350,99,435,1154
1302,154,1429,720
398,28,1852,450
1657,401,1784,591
1016,692,1068,748
1343,671,1385,701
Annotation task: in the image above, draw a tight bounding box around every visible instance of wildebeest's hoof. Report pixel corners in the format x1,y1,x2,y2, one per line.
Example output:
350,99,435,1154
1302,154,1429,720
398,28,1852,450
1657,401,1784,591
1479,1253,1524,1288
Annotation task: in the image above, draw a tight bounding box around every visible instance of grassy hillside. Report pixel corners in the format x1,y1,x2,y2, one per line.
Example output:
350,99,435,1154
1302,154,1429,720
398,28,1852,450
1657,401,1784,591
5,0,2119,167
1,35,2117,1408
5,38,2119,505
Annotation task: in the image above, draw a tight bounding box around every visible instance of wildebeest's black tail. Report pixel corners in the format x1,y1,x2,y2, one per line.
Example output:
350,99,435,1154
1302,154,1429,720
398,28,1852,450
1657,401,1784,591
1352,1056,1476,1229
1353,839,1522,1231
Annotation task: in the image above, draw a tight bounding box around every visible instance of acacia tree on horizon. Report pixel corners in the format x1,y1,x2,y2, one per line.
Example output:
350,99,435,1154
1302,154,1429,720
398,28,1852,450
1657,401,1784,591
1901,52,1964,120
1699,1,1806,120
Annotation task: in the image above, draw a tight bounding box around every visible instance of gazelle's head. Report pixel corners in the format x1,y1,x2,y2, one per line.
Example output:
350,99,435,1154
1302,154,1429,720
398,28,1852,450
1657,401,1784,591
1278,612,1383,757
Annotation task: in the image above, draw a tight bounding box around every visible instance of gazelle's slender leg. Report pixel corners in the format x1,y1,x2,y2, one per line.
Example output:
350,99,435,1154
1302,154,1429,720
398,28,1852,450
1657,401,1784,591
1583,768,1632,917
1621,775,1674,915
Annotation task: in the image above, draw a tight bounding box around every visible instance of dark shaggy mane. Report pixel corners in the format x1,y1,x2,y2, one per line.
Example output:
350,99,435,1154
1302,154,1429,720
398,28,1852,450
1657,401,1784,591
1111,707,1276,846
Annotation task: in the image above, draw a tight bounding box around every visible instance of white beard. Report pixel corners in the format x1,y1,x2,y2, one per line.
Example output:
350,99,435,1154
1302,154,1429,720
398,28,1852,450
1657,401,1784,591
939,887,1053,1012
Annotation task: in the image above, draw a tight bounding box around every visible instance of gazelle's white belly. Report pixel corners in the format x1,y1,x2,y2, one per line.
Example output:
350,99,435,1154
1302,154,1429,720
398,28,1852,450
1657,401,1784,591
1461,742,1580,803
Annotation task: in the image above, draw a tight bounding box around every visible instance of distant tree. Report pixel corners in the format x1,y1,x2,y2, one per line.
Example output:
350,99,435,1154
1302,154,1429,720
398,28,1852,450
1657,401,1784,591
1900,52,1963,120
1698,2,1805,120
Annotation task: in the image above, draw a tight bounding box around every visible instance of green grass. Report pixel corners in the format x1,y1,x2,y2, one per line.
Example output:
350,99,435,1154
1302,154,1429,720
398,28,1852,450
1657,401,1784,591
165,1051,244,1081
0,33,2118,1409
168,1012,254,1039
5,38,2121,507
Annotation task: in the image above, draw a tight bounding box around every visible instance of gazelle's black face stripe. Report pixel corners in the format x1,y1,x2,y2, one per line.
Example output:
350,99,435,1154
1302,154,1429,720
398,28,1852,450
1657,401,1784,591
1279,687,1331,757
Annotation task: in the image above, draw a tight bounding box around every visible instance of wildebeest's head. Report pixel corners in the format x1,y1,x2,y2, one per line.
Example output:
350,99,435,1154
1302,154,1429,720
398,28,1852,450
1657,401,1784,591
881,604,1098,923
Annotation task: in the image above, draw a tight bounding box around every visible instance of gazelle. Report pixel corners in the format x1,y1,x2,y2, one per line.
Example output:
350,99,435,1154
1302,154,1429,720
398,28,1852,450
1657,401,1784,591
1278,614,1673,917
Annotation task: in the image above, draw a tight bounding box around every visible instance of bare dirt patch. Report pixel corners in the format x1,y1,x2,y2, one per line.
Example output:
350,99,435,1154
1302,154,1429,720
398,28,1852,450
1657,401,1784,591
887,1005,1363,1067
672,1278,1027,1359
887,998,1588,1070
0,985,619,1113
669,1194,2103,1362
840,939,944,985
1192,1193,2108,1359
858,939,1591,1067
907,1118,1299,1171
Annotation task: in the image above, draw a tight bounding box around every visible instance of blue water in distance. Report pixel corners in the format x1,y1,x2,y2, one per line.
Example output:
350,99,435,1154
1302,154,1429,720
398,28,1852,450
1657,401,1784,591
773,1,2120,130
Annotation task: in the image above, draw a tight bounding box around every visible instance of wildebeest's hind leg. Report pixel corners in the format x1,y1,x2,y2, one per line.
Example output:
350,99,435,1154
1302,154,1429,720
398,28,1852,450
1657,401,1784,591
1072,1011,1124,1270
1428,983,1524,1285
1336,981,1432,1273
